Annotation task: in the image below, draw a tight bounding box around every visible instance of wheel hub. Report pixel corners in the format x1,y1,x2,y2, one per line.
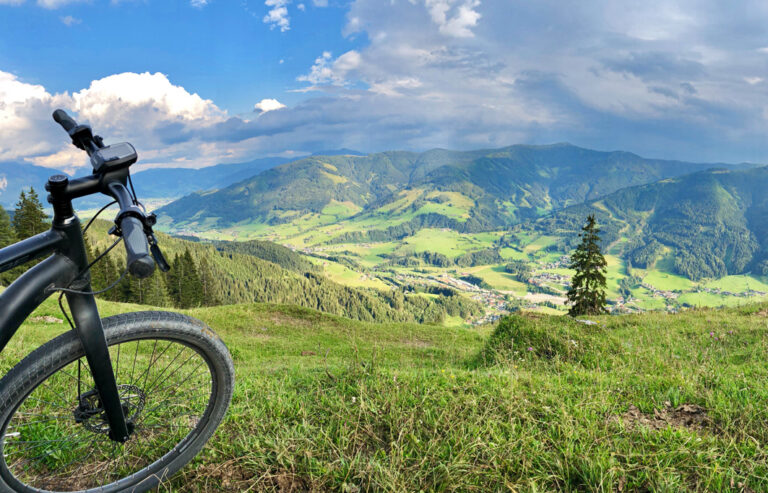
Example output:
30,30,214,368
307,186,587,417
73,384,146,435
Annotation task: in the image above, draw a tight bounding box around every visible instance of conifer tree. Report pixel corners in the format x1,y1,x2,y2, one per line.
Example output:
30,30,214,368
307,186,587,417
180,249,203,308
198,256,220,306
0,205,15,248
566,214,608,316
12,188,48,240
0,205,17,286
144,273,170,307
166,253,183,306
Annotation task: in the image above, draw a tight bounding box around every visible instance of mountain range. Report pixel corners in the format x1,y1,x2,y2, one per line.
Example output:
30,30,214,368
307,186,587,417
156,143,744,232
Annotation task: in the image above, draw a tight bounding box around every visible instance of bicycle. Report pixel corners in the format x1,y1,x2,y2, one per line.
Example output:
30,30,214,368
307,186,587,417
0,110,235,492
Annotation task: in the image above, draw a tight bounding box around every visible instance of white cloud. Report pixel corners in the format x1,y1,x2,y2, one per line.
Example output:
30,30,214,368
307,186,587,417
254,98,287,113
0,71,70,162
311,0,327,6
297,50,360,86
0,0,25,5
0,71,237,171
263,0,290,32
72,72,225,127
60,15,80,26
190,0,208,7
296,3,304,11
424,0,481,38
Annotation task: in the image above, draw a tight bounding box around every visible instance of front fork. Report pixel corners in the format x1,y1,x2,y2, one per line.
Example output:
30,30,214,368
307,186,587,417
65,289,132,443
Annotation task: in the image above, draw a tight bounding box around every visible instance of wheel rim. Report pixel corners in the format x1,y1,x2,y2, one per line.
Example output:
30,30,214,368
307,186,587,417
0,337,215,492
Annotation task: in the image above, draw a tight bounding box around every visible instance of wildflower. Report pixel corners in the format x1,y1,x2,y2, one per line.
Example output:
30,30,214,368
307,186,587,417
514,365,518,369
714,337,719,341
351,396,356,403
527,347,534,352
709,332,714,336
728,330,734,335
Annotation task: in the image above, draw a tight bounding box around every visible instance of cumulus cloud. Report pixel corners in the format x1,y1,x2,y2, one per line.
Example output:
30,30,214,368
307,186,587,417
297,50,361,86
0,71,251,172
263,0,290,32
5,0,768,169
424,0,481,38
254,98,287,113
190,0,209,7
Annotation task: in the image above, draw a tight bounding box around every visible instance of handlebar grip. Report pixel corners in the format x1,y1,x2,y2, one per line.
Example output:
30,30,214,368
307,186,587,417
120,215,155,278
52,109,78,133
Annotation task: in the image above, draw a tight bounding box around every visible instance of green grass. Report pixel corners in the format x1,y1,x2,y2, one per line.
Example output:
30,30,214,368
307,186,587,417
704,275,768,293
4,297,768,491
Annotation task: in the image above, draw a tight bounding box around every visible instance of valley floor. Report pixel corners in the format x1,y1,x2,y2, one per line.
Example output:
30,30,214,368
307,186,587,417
5,298,768,491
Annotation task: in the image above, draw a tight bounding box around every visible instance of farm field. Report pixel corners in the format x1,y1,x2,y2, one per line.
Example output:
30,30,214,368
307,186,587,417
159,210,768,318
4,296,768,491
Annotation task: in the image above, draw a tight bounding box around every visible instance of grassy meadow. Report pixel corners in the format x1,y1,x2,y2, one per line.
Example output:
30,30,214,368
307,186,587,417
3,295,768,491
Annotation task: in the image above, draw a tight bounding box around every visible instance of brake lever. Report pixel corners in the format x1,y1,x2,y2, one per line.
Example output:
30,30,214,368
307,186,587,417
148,233,171,272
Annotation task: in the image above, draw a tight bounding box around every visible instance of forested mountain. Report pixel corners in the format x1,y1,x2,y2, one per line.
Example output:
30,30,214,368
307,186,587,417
83,220,482,324
533,166,768,280
212,239,319,273
157,143,735,234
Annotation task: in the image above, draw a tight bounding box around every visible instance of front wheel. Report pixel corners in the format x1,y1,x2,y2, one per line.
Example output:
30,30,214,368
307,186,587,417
0,311,234,492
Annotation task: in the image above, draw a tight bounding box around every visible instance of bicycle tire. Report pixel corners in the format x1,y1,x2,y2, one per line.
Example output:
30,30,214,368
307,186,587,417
0,311,234,492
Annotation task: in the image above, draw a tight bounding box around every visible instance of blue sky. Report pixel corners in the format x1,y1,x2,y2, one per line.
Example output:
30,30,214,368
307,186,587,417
1,0,768,171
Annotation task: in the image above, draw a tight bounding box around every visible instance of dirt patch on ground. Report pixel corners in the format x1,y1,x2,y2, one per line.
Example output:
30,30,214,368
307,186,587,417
756,309,768,317
609,402,718,433
184,461,255,491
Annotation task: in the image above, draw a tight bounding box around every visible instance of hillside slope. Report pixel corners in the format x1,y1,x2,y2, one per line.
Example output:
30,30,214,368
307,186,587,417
534,166,768,280
157,143,728,235
84,220,482,324
5,297,768,491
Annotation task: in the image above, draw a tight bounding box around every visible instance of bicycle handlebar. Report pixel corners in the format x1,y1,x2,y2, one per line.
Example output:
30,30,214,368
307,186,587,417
51,109,160,279
107,182,155,279
52,109,78,133
119,214,155,278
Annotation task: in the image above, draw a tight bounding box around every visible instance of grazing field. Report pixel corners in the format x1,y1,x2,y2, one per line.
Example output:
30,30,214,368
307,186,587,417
4,297,768,491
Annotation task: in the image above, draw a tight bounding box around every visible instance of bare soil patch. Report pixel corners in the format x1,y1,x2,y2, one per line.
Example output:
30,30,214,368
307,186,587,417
609,402,717,433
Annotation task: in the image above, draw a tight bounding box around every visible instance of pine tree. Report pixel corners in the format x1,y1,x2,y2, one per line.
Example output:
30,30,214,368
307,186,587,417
0,205,18,286
566,214,608,316
198,256,220,306
180,249,203,308
12,188,48,240
166,253,183,306
144,273,170,307
0,205,16,248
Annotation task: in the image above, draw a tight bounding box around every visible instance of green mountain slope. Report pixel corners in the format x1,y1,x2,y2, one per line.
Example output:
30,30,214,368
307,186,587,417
534,166,768,280
157,144,727,236
84,220,482,324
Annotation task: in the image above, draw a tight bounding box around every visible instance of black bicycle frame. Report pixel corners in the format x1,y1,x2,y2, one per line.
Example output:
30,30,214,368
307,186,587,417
0,171,135,443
